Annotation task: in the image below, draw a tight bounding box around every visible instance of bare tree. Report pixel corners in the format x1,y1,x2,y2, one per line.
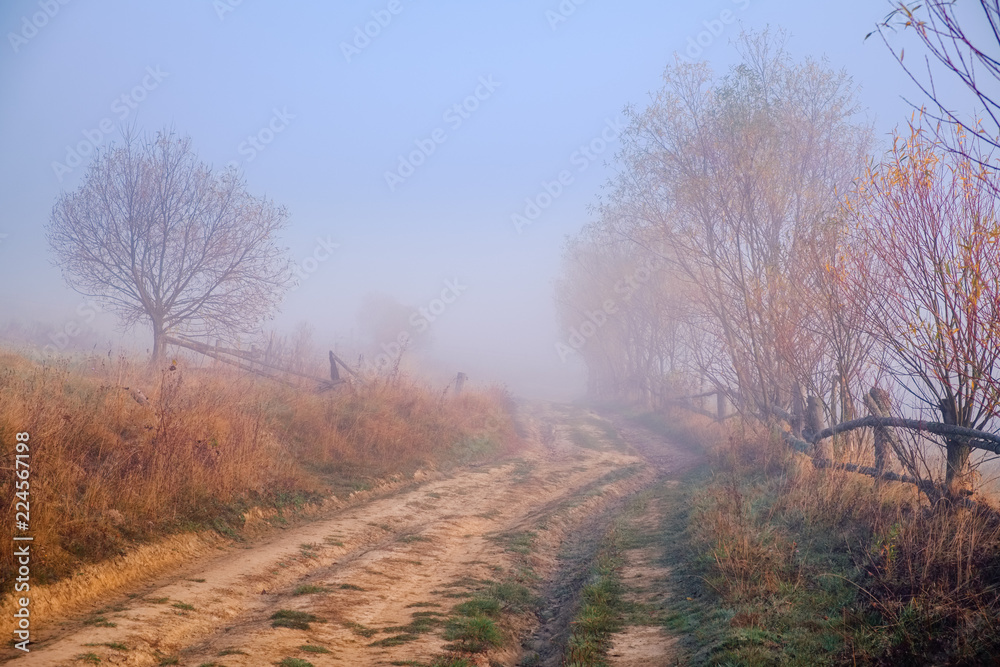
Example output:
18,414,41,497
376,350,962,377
47,130,292,361
872,0,1000,167
576,30,871,417
842,121,1000,497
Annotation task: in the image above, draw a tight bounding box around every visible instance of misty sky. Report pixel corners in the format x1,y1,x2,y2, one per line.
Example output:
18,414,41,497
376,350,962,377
0,0,981,399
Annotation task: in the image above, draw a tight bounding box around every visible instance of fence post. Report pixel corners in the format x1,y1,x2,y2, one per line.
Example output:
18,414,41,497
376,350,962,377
865,387,894,475
806,395,831,459
791,383,805,437
329,351,340,383
455,372,467,394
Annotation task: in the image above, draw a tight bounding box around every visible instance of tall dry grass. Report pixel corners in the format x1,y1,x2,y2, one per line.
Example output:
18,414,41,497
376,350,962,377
690,418,1000,663
0,348,520,593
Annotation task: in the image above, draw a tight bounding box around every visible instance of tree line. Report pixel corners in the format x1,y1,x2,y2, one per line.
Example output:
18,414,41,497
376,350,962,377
556,27,1000,498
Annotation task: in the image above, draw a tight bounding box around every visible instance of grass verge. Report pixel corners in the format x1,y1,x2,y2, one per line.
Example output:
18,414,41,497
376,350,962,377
0,347,521,594
636,407,1000,665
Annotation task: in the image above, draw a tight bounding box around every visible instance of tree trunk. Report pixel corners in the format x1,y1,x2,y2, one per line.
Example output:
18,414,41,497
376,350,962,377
150,314,167,363
941,398,972,498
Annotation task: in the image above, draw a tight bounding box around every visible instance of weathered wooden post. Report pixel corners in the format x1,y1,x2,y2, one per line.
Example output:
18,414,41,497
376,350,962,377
329,351,340,383
455,372,467,394
806,395,831,459
791,382,805,438
864,387,896,475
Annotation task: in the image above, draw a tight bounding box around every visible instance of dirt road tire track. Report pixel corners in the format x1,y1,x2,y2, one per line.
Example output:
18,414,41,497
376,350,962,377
2,403,699,666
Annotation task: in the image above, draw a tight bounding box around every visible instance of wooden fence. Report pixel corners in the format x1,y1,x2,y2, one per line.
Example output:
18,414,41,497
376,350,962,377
163,335,359,392
670,385,999,503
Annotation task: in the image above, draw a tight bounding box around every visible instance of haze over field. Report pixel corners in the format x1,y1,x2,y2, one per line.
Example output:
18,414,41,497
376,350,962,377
4,4,1000,663
0,0,988,398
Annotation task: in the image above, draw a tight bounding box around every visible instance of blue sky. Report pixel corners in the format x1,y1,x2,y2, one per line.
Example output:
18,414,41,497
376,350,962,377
0,0,983,398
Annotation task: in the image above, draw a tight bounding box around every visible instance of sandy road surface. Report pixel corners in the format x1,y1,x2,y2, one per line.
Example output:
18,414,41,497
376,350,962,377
3,403,698,666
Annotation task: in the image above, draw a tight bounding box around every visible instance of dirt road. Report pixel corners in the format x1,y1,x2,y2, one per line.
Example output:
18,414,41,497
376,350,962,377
3,403,700,666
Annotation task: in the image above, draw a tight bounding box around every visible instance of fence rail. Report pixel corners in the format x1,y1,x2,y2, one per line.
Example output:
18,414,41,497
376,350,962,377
163,335,356,391
665,386,997,504
811,416,1000,455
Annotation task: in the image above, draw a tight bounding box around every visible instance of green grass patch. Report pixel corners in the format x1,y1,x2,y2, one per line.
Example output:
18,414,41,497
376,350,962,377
443,615,503,653
399,534,431,543
563,529,627,664
369,633,421,647
436,577,536,656
383,610,446,635
271,609,322,630
338,582,365,591
342,620,378,638
83,616,116,628
298,644,331,653
489,530,536,555
430,659,473,667
293,584,329,595
648,455,877,665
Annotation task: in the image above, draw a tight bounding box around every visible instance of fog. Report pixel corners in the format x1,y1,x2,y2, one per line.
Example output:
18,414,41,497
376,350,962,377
0,0,984,400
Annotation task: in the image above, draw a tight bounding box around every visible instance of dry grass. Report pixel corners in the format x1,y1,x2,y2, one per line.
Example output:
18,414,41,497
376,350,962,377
686,419,1000,664
0,348,520,593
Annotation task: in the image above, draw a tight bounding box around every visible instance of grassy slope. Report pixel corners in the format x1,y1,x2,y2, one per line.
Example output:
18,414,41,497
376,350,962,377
0,348,520,593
